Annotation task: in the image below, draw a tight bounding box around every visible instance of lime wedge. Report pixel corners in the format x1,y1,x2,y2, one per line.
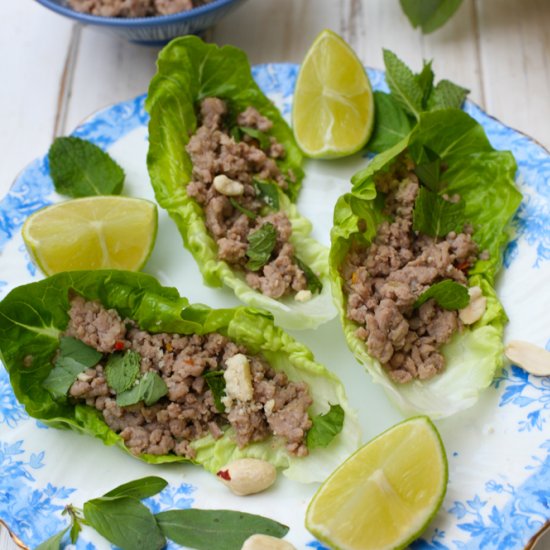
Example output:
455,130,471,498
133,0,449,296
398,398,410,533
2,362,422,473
292,29,374,158
306,416,448,550
22,196,158,275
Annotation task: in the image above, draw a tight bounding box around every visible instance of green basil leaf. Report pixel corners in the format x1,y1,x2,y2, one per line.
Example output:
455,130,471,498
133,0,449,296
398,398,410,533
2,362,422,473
400,0,463,33
116,371,168,407
253,178,280,210
414,147,442,191
83,496,165,550
105,350,141,393
413,187,465,237
294,257,322,294
59,336,102,367
69,520,81,544
367,92,412,153
103,476,168,500
307,404,345,449
230,198,257,220
414,280,470,310
415,60,435,107
35,525,70,550
383,49,423,119
48,136,125,198
428,79,470,110
156,509,289,550
43,337,102,399
246,222,277,271
239,126,271,149
229,126,242,142
204,370,226,413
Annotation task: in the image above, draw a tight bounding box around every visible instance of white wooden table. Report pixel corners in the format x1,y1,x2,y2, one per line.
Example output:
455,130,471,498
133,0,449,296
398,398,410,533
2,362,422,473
1,1,549,549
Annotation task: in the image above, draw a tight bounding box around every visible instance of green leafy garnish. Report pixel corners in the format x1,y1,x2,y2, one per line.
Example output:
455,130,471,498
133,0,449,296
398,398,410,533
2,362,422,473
116,371,168,407
367,50,469,154
413,187,464,237
414,280,470,310
84,496,166,550
48,136,125,198
43,337,102,399
246,222,277,271
239,126,271,149
204,370,226,412
414,146,442,191
103,476,167,500
105,350,141,393
400,0,464,34
254,178,280,210
155,509,289,550
35,525,70,550
307,404,345,449
368,92,413,153
230,198,256,219
294,256,323,294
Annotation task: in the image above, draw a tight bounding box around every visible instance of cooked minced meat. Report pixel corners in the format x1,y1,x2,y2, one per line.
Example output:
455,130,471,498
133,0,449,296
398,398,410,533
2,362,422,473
185,97,308,299
342,157,480,384
66,295,312,458
68,0,211,18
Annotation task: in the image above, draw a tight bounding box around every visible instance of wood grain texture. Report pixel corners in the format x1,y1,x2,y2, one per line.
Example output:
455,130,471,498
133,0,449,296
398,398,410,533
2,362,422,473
0,2,73,192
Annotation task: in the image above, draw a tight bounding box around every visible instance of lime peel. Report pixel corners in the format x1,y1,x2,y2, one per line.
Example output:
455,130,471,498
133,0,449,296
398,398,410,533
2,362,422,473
292,29,374,159
305,416,448,550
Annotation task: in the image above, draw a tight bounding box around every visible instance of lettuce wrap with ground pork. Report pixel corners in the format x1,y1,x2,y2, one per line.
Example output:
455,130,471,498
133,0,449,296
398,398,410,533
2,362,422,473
0,270,359,482
330,109,522,417
146,36,336,330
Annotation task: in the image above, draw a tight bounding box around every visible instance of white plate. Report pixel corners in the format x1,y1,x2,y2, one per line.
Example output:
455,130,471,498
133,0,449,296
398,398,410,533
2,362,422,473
0,64,549,550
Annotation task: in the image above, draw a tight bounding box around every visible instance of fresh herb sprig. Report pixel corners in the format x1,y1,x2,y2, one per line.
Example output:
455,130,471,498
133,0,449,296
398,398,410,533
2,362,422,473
246,222,278,271
36,476,289,550
414,280,470,310
307,404,345,449
368,50,469,153
48,136,125,198
400,0,463,34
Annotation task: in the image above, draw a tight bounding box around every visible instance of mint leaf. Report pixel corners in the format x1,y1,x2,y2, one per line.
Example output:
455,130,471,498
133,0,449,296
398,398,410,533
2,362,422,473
416,60,435,107
103,476,167,500
246,222,277,271
413,187,464,237
414,147,442,191
239,127,271,149
383,49,423,119
428,79,469,110
307,404,345,449
414,280,470,310
116,371,168,407
84,496,165,550
69,521,81,544
43,337,102,399
400,0,463,33
254,179,280,210
294,256,322,294
204,370,226,412
367,92,412,153
156,509,289,550
105,350,141,393
48,137,125,198
230,198,256,220
35,525,70,550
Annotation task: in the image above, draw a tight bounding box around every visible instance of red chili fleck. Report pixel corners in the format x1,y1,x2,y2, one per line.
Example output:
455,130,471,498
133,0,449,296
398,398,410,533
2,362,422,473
455,261,470,274
114,341,125,351
184,359,194,366
216,469,231,481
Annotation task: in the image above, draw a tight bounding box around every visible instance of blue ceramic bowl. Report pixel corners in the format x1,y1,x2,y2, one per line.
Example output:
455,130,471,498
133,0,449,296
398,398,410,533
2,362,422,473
34,0,248,45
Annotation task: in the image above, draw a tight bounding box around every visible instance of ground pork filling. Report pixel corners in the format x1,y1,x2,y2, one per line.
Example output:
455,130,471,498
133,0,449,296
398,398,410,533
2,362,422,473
68,0,211,18
185,97,309,299
342,157,481,384
65,295,313,458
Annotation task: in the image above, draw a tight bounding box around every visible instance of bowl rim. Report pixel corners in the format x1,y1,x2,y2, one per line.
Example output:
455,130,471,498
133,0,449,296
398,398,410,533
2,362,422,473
34,0,243,27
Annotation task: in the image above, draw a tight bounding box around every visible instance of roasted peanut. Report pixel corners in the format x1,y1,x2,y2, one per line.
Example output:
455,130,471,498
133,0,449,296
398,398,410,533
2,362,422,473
241,534,296,550
213,174,244,196
505,340,550,376
216,458,276,496
459,286,486,325
294,289,312,303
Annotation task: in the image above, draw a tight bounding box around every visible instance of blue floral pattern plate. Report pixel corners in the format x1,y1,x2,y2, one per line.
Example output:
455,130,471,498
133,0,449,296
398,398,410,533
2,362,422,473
0,64,549,550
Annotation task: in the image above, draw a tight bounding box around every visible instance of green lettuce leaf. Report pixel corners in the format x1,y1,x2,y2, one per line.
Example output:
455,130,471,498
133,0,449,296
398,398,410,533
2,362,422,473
330,109,521,417
0,270,359,482
146,36,335,330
